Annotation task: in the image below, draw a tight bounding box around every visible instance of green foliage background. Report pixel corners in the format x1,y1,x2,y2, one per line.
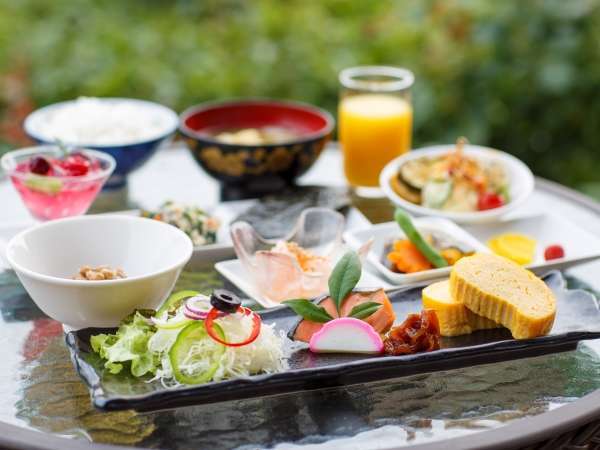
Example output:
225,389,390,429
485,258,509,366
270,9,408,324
1,0,599,194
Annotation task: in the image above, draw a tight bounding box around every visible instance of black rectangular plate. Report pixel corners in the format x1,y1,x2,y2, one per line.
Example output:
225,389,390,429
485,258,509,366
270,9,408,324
66,271,600,412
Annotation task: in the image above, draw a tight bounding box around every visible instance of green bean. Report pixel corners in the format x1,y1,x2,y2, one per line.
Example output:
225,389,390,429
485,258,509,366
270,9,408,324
394,208,448,268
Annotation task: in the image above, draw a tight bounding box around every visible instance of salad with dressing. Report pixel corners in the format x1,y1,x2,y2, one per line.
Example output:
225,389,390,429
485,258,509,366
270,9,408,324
91,289,292,386
390,138,509,212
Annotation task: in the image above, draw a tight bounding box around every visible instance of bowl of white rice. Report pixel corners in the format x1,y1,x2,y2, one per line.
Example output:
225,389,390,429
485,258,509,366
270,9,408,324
24,97,178,188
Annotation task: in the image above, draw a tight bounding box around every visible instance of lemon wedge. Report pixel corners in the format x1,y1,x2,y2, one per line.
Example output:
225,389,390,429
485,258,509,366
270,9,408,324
487,233,536,265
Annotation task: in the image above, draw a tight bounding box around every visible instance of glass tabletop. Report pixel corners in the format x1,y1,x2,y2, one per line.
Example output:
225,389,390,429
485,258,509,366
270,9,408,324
1,144,600,450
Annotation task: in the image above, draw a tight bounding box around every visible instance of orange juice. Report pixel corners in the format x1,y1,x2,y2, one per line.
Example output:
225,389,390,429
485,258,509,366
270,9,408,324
339,94,412,187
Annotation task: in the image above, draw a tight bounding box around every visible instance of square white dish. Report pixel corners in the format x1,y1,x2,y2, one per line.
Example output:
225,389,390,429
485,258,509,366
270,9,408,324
463,214,600,274
343,217,490,285
215,258,391,309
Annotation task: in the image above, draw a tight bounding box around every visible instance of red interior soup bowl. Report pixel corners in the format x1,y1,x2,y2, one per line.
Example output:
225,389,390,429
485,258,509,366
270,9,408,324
179,99,334,197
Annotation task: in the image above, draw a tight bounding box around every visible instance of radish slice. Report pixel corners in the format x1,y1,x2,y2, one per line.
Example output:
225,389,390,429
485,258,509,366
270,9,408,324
309,317,384,354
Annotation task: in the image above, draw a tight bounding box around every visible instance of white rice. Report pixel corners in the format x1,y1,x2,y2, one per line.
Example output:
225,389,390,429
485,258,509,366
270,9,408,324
27,97,177,146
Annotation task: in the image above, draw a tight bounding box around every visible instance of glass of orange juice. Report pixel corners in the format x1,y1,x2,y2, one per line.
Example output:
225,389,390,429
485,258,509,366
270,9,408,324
339,66,414,195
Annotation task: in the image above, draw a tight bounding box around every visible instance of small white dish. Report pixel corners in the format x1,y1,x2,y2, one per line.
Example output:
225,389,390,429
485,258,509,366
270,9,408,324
344,217,489,285
463,213,600,274
5,215,193,329
379,144,534,224
215,259,391,309
230,208,345,305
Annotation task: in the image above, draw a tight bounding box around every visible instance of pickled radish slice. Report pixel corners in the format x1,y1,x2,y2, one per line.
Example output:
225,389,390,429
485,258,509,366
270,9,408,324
488,233,536,265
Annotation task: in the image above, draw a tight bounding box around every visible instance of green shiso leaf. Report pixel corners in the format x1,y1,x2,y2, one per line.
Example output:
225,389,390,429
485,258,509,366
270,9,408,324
282,299,334,323
347,302,382,320
328,251,362,314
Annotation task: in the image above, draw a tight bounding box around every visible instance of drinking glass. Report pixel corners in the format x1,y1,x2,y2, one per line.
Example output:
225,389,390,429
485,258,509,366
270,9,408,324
339,66,414,196
1,146,115,221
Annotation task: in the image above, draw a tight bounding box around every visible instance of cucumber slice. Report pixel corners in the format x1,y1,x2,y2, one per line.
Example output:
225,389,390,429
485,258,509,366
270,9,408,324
156,290,199,317
422,180,452,209
169,322,225,384
152,315,192,330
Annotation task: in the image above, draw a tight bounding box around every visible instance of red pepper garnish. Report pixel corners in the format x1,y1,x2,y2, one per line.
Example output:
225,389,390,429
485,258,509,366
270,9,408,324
205,306,261,347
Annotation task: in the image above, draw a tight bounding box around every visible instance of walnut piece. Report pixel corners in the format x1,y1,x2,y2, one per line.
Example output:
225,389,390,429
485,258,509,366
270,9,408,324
74,265,127,281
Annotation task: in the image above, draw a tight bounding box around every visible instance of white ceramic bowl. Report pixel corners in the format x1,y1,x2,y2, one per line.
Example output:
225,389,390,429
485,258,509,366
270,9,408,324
23,97,179,148
5,215,193,329
380,145,534,224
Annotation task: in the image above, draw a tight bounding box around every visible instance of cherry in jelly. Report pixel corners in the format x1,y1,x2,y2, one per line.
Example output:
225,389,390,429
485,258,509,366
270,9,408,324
29,156,51,175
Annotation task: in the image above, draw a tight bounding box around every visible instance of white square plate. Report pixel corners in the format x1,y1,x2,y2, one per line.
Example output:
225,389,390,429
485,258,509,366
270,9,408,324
344,217,489,285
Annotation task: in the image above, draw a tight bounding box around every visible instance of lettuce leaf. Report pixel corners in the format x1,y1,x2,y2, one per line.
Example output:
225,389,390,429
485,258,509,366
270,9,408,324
90,311,158,377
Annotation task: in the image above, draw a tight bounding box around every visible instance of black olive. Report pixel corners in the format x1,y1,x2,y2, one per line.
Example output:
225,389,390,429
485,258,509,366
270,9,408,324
210,289,241,313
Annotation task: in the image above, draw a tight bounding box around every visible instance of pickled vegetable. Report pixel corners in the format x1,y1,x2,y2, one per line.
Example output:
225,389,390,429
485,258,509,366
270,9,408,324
383,310,441,355
488,233,536,265
387,239,433,273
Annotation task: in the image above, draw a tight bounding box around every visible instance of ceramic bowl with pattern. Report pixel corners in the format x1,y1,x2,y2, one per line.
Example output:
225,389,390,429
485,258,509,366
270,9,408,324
179,99,334,196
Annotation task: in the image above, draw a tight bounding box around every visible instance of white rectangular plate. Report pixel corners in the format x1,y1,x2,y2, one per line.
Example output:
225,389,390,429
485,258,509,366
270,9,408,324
344,217,489,286
463,214,600,274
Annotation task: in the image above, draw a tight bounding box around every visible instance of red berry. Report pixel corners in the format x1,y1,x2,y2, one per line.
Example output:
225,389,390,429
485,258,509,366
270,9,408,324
544,245,565,261
478,192,504,211
29,156,51,175
60,154,90,176
70,151,90,162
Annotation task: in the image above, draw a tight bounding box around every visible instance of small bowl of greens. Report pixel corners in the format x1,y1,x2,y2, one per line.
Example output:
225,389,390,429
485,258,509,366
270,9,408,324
141,201,221,247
